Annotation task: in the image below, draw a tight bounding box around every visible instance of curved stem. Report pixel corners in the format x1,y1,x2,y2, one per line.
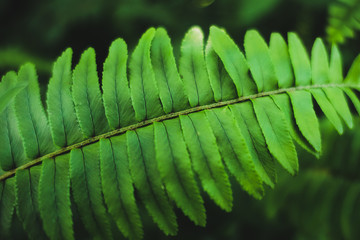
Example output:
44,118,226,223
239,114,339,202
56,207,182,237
0,83,357,182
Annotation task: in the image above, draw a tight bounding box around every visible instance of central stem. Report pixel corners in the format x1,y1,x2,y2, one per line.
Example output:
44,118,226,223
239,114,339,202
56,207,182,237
0,83,355,182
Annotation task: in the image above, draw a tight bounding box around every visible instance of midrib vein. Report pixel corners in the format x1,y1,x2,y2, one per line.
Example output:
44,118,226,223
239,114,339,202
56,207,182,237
0,83,357,182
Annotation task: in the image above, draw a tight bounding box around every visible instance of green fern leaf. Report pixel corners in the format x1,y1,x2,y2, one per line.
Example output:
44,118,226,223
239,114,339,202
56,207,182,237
311,38,330,85
311,39,354,129
206,107,264,199
126,127,177,235
230,102,276,187
329,45,343,83
38,156,73,240
102,39,136,129
180,26,213,106
244,29,277,92
309,88,344,134
343,88,360,116
47,48,83,147
325,87,354,128
0,72,26,171
180,112,233,211
288,32,311,86
15,64,56,159
269,32,294,88
0,178,16,238
1,26,360,239
0,72,27,115
272,94,318,157
205,38,237,102
252,97,298,175
73,48,109,138
70,145,112,240
15,167,47,240
209,26,256,96
151,28,189,113
345,54,360,84
129,28,164,121
154,119,206,226
100,137,143,240
288,91,321,152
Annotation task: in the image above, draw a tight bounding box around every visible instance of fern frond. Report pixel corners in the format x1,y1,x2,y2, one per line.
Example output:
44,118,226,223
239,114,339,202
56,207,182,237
1,26,360,239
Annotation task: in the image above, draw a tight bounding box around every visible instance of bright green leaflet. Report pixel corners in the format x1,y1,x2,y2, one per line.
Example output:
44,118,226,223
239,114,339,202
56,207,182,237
14,64,56,159
102,38,136,129
0,72,27,115
309,89,344,134
343,88,360,117
269,32,294,88
154,119,206,226
252,97,298,175
129,28,164,121
0,72,26,171
47,48,83,147
271,94,318,157
70,145,112,240
345,55,360,85
205,107,264,199
209,26,256,96
310,39,353,129
329,44,343,84
179,112,233,212
288,32,311,86
311,38,330,85
39,156,73,240
100,137,143,240
72,48,110,138
205,39,237,102
0,178,15,238
15,167,47,240
324,88,353,129
288,90,321,152
179,26,214,107
151,28,189,113
230,102,276,188
244,29,277,92
126,128,177,236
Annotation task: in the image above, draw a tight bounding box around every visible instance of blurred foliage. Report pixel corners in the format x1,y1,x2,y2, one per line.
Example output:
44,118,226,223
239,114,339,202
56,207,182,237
2,0,360,239
327,0,360,44
0,48,52,74
0,0,348,82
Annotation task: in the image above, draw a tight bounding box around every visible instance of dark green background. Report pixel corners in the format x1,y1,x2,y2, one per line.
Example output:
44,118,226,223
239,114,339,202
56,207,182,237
2,0,355,81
